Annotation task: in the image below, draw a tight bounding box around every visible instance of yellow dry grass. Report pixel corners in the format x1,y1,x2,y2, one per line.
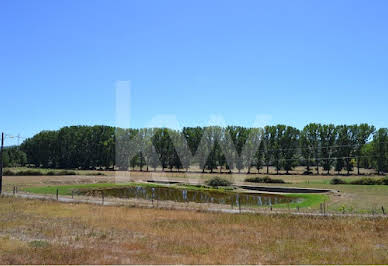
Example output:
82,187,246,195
3,167,388,214
0,196,387,264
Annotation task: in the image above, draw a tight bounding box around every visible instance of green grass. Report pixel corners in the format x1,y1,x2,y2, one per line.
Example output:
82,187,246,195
275,193,329,209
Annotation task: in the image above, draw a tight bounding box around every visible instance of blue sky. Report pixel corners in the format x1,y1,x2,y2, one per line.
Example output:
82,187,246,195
1,0,388,145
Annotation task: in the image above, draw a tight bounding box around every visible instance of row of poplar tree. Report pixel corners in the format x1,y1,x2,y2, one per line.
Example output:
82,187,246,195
14,123,388,175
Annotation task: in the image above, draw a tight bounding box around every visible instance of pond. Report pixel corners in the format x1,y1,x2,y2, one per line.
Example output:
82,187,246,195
79,185,298,207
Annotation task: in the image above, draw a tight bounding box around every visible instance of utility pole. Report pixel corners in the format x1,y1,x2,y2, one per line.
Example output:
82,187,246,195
0,132,4,194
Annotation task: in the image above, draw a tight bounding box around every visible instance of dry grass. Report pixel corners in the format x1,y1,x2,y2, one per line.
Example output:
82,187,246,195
3,166,388,214
0,197,387,264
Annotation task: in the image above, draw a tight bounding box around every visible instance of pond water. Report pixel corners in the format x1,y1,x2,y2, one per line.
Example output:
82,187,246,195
80,185,298,207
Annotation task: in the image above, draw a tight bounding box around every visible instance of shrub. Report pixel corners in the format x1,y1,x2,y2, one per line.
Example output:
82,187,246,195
245,176,285,184
303,170,313,175
3,169,43,176
350,178,381,185
16,170,44,176
206,177,232,187
3,169,15,176
85,172,105,176
4,169,77,176
57,170,76,175
330,178,347,185
331,177,388,185
46,170,77,175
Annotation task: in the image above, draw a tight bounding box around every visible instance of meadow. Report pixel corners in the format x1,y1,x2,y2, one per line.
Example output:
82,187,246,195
3,166,388,214
1,167,388,264
0,196,387,264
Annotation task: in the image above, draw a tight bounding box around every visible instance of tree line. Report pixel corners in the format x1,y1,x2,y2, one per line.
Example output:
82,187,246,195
2,146,27,167
14,123,388,175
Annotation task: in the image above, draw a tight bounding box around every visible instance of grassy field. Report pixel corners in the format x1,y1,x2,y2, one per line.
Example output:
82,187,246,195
0,197,387,264
4,169,388,213
3,167,388,214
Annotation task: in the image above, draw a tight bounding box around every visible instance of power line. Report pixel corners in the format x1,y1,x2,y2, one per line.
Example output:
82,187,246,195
260,141,388,153
4,133,27,140
262,154,384,163
3,133,27,145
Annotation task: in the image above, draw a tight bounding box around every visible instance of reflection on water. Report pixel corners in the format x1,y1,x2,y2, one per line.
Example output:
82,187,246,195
81,185,297,207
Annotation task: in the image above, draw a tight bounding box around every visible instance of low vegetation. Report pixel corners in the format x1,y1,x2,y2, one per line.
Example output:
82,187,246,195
330,177,348,184
205,177,232,187
330,177,388,185
245,176,285,184
3,168,104,176
0,197,387,264
4,169,76,176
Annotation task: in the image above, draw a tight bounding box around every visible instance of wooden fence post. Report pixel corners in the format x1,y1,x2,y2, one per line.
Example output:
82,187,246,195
323,201,326,215
238,194,241,213
101,190,104,205
382,206,385,215
56,189,59,201
72,190,74,199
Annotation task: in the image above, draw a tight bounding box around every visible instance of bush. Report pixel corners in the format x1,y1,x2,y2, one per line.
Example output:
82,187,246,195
85,172,105,176
47,170,76,175
303,170,313,175
245,176,285,184
16,170,44,176
331,177,388,185
57,170,77,175
206,177,232,187
3,169,77,176
3,169,42,176
330,178,347,185
3,169,15,176
350,178,381,185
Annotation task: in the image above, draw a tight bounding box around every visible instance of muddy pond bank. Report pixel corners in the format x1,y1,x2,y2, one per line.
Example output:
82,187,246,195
79,185,299,207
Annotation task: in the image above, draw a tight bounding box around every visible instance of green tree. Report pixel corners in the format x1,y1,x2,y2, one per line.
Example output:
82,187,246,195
300,124,320,174
262,126,274,174
372,128,388,175
319,124,337,174
353,124,375,175
335,125,356,175
280,126,300,174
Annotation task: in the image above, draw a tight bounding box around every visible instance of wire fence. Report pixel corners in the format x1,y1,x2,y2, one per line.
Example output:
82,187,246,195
3,185,386,217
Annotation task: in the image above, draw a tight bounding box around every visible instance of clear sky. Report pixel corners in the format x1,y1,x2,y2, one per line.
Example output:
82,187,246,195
1,0,388,145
